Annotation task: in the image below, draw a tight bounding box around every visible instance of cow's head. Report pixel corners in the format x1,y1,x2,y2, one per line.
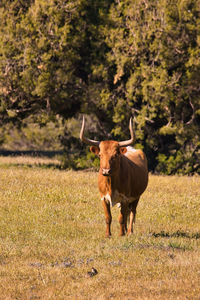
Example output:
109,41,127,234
80,117,135,176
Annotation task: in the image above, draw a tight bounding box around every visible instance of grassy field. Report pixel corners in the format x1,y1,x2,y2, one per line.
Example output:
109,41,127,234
0,156,199,300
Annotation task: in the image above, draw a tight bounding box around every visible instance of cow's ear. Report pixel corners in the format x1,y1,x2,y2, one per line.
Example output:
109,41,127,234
120,147,127,155
90,146,100,155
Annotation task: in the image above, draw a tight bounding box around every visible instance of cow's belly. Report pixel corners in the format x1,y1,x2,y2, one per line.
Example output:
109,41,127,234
101,190,137,207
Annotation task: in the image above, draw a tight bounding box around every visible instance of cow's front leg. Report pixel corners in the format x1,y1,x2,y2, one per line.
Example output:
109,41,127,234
102,199,112,237
118,204,128,236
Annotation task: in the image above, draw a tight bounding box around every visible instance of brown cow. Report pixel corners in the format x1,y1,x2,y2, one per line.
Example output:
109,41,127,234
80,116,148,237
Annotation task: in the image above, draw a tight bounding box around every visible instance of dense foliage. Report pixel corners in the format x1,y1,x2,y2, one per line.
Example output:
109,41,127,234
0,0,199,174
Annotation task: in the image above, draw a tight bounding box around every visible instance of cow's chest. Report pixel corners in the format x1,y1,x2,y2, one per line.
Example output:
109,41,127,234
101,190,136,207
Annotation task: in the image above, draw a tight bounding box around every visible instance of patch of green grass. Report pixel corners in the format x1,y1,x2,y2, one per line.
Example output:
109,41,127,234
0,159,199,299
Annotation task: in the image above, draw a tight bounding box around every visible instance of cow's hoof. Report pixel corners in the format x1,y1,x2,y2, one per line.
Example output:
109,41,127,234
105,233,111,238
119,232,126,237
127,231,133,236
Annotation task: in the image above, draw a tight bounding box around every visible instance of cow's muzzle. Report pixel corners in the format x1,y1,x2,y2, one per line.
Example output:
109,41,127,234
102,168,111,176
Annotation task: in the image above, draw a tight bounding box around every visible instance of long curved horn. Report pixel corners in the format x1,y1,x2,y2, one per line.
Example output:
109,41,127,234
80,116,100,146
118,117,135,147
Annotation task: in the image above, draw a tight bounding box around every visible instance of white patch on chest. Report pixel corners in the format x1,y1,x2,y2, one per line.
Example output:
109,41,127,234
101,193,112,205
101,190,136,207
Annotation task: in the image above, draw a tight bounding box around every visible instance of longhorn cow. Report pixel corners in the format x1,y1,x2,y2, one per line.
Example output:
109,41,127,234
80,117,148,237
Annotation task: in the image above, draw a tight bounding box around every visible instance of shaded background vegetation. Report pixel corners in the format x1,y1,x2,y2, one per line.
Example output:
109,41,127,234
0,0,200,174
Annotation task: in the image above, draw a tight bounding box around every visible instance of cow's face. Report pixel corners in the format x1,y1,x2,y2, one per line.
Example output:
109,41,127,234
90,141,127,176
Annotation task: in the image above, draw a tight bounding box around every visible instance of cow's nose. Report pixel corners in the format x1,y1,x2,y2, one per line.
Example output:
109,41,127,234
102,168,111,176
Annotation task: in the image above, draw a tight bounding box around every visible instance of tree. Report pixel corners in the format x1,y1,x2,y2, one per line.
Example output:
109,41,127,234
0,0,199,174
97,0,200,174
0,0,113,124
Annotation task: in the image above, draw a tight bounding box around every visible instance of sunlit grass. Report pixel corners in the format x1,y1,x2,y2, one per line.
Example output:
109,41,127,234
0,155,61,169
0,158,199,299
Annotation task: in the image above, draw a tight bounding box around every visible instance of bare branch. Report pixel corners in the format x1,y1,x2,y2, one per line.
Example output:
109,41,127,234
186,98,195,125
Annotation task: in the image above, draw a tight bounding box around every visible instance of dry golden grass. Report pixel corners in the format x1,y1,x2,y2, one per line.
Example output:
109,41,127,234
0,157,199,299
0,155,61,168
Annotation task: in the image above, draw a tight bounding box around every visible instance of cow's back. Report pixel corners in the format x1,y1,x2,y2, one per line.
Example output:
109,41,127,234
125,147,148,169
121,147,148,198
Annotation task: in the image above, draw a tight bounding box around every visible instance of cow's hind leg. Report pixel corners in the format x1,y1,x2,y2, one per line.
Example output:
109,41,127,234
127,199,139,236
102,199,112,237
118,204,129,236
